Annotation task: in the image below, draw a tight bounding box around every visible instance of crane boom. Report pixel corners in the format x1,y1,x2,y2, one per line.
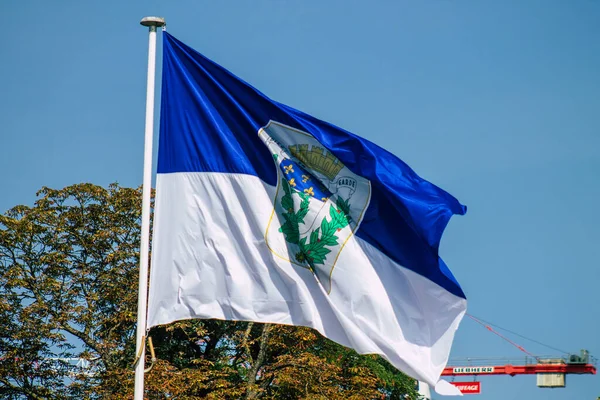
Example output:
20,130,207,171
443,363,596,376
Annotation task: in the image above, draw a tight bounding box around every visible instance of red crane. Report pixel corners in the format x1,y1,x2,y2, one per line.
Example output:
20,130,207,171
439,352,596,395
435,315,598,395
443,352,596,377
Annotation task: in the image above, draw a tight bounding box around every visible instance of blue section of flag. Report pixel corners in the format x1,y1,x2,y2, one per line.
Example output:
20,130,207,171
159,32,467,299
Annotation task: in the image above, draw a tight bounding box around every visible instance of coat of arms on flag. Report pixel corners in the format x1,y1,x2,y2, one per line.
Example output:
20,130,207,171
259,121,371,293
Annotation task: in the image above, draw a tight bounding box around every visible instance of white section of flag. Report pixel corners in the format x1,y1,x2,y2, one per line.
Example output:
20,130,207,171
147,172,466,387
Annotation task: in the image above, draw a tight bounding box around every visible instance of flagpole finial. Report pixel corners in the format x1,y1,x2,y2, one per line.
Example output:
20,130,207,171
140,16,165,28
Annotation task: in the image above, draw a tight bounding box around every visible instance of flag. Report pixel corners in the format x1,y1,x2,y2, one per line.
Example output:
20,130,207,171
147,32,467,389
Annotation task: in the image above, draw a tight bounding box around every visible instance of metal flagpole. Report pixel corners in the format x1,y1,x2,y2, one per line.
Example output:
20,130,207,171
134,16,165,400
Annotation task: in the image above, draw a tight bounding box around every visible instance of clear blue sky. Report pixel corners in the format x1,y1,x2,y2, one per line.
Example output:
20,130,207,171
1,1,598,398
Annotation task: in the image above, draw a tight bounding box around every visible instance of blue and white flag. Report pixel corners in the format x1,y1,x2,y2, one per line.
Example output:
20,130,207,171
147,32,467,390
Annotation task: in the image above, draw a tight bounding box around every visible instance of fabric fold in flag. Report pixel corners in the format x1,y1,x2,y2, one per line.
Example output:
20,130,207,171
147,31,468,389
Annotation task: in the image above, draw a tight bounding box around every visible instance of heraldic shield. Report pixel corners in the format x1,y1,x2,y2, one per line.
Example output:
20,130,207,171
259,121,372,293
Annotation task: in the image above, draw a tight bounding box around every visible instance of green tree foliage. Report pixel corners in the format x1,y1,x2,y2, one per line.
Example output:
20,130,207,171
0,183,418,399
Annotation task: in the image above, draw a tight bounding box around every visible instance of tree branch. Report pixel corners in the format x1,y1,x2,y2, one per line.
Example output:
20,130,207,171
241,322,254,365
0,377,45,400
246,323,272,400
59,323,103,360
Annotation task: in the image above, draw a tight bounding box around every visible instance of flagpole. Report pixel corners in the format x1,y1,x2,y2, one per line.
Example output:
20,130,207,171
134,16,165,400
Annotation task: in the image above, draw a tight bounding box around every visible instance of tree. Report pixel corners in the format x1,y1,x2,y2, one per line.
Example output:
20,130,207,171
0,183,418,399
